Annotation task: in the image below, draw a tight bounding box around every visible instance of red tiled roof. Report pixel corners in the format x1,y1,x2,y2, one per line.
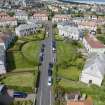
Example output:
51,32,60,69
54,15,70,19
67,97,93,105
67,101,84,105
85,35,105,48
0,17,16,22
0,12,16,22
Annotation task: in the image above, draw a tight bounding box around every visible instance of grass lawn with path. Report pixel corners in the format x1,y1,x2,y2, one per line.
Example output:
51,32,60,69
1,72,35,88
7,41,41,71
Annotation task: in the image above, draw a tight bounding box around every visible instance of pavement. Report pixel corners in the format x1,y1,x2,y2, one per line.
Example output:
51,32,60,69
36,21,54,105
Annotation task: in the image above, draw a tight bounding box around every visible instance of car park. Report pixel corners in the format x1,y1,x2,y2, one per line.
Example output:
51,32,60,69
13,92,27,98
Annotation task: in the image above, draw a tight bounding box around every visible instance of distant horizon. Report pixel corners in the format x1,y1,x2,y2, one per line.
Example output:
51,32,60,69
61,0,105,4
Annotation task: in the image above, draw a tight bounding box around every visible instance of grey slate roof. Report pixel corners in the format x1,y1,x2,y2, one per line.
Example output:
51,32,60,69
82,53,105,78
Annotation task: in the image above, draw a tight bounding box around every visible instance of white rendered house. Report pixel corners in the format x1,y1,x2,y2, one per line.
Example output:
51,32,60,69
58,24,82,40
80,53,105,86
15,24,37,37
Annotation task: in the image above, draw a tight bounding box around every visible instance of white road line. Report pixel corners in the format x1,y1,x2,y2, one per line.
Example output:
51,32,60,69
50,90,52,105
40,89,42,105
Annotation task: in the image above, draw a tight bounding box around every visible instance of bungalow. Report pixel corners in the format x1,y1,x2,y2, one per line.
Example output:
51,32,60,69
52,14,71,23
80,53,105,86
0,12,17,26
15,24,37,37
57,23,82,40
83,35,105,53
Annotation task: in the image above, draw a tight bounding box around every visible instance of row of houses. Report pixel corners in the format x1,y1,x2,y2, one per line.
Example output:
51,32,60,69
57,22,82,40
0,12,17,26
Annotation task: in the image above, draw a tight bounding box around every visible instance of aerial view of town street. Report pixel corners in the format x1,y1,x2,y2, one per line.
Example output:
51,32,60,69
1,0,105,105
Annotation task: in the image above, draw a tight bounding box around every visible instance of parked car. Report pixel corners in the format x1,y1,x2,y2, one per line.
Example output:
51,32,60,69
49,62,53,68
13,92,27,98
41,48,44,53
48,76,52,86
48,70,52,76
42,43,45,48
52,47,56,53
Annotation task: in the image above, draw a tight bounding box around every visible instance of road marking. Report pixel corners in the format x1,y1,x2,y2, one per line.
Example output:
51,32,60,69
50,90,52,105
40,89,42,105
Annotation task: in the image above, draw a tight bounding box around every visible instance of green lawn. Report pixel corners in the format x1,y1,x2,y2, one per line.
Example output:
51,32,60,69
7,52,35,70
56,41,85,75
58,67,81,81
7,41,40,70
22,41,40,65
1,72,35,87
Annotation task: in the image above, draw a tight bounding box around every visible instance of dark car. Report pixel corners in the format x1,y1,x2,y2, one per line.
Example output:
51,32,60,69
40,56,43,62
13,92,27,98
42,43,45,48
48,69,52,76
52,40,56,48
41,48,44,53
49,62,53,68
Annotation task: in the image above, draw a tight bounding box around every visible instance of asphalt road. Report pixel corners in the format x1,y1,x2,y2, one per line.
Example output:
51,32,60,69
36,21,54,105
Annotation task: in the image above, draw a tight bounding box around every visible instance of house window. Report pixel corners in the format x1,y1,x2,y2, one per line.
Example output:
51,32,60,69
89,80,92,84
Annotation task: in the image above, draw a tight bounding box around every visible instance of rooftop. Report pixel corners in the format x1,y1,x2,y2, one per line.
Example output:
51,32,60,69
85,35,105,48
67,97,93,105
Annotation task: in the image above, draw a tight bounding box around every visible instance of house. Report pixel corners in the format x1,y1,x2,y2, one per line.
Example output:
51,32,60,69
31,12,48,21
67,97,93,105
57,23,82,40
65,91,81,101
83,35,105,53
0,32,15,74
80,53,105,86
78,20,97,31
52,14,71,23
0,12,17,26
15,24,37,37
0,46,6,74
0,32,15,49
15,10,28,21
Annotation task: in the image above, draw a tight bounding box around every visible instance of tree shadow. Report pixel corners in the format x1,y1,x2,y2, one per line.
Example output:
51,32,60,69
6,51,16,72
0,92,14,105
